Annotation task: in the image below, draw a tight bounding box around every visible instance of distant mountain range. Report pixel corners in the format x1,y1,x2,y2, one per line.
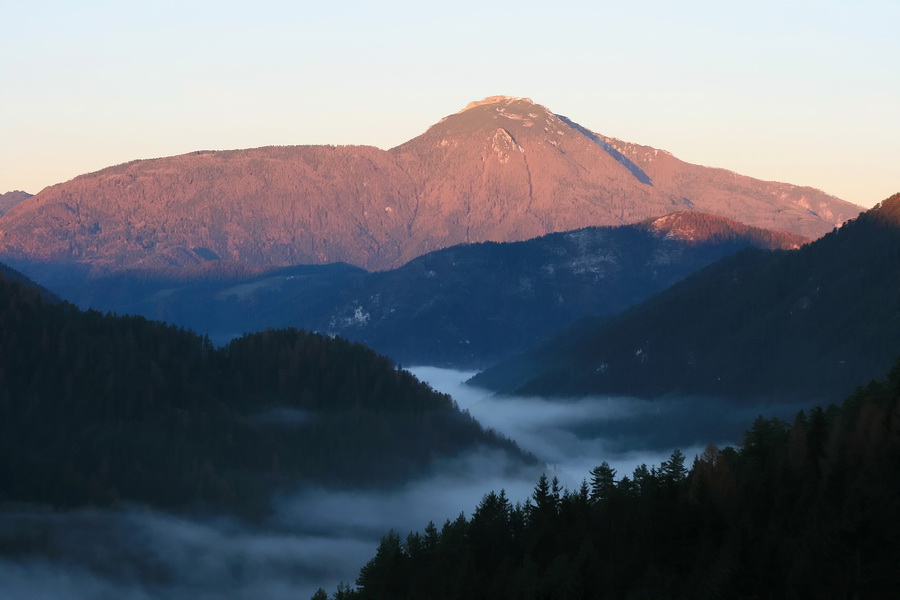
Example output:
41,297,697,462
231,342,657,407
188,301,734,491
472,193,900,404
58,211,806,367
0,96,858,283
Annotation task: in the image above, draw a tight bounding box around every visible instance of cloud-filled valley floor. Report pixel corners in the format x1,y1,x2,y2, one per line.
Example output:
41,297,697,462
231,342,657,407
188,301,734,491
409,367,813,487
0,367,814,599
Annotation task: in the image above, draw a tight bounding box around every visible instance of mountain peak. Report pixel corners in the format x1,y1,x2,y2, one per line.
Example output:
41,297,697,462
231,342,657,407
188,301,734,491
0,190,33,217
460,95,535,112
0,99,862,276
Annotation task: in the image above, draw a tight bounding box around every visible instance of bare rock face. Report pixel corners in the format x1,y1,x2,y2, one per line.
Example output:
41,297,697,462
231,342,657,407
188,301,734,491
0,97,860,276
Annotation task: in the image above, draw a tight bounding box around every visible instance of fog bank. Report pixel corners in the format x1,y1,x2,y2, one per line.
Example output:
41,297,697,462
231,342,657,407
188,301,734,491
0,448,541,600
410,366,813,486
1,366,809,599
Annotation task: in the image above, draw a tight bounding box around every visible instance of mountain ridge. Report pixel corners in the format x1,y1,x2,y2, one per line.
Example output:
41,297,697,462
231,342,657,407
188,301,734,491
58,211,806,368
0,270,532,517
0,96,859,281
471,193,900,402
0,190,31,216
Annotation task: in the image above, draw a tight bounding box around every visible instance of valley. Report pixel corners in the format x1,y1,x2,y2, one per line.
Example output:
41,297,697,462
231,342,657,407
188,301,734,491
1,364,755,600
0,95,895,599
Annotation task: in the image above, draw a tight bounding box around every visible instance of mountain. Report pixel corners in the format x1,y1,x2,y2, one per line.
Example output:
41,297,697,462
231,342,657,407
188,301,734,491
318,212,806,366
0,190,31,216
0,271,532,518
390,97,855,242
54,212,806,367
0,96,858,282
472,193,900,403
60,261,368,345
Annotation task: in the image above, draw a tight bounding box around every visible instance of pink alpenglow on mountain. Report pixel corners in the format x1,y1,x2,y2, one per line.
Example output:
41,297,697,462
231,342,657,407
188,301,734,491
0,96,860,276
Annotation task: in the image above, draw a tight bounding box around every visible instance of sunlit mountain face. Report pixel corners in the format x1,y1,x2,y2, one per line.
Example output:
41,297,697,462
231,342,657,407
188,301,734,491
0,96,857,285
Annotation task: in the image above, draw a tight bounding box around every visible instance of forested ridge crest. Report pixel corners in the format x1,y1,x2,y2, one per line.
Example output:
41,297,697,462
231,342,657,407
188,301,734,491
0,275,528,517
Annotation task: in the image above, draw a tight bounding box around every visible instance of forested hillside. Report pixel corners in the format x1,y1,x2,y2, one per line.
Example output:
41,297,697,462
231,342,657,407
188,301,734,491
324,359,900,599
0,275,530,518
473,193,900,402
318,212,806,367
55,212,805,367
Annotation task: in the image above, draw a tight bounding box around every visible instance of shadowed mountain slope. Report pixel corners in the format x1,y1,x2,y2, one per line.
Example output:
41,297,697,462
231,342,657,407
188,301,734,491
318,212,807,367
471,193,900,403
0,271,532,518
56,212,806,368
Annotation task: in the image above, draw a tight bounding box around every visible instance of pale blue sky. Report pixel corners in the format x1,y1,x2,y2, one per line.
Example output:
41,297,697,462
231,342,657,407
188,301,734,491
2,0,897,207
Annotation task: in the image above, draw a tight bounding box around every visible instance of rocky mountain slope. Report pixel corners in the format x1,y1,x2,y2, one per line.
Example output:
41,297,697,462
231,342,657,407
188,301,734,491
0,97,858,280
471,193,900,403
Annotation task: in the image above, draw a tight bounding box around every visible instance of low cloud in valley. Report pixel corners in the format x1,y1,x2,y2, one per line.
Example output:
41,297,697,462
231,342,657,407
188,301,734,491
0,367,812,599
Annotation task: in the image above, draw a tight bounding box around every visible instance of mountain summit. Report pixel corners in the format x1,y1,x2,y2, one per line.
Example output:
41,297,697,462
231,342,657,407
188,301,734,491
0,96,860,278
460,95,535,111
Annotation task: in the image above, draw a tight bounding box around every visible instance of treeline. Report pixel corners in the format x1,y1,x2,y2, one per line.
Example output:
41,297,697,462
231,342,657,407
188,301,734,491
0,275,528,518
322,360,900,599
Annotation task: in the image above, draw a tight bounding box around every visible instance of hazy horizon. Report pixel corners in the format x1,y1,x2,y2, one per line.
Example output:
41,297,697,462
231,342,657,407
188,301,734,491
3,1,897,208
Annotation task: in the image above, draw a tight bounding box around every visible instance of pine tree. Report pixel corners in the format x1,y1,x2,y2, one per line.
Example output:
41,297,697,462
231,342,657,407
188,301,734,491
589,461,617,503
356,530,406,599
660,449,687,487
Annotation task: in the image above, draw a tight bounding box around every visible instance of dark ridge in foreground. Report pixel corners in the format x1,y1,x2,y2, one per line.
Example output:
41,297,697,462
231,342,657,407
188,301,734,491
326,359,900,599
0,273,532,518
